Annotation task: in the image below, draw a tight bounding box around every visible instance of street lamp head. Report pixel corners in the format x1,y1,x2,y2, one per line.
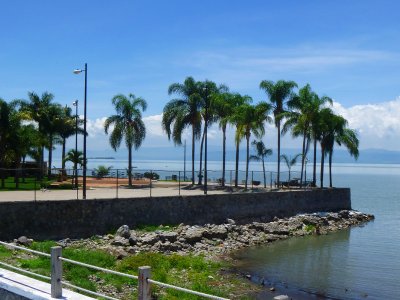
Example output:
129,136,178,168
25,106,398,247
73,69,83,74
72,100,78,106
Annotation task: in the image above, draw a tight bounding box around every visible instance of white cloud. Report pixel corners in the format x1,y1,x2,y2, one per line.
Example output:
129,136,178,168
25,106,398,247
332,98,400,150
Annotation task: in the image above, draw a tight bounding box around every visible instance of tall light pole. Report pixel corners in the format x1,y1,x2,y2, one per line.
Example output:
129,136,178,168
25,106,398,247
72,100,79,195
203,86,208,195
73,63,87,199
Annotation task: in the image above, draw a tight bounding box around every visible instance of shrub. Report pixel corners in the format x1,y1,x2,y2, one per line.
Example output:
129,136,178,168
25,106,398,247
143,172,160,180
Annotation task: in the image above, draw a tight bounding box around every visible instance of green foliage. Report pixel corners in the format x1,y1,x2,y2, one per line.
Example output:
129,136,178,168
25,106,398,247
304,224,316,232
94,165,112,178
134,224,176,232
143,172,160,180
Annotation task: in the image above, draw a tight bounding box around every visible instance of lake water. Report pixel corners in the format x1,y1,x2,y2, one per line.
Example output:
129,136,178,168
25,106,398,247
233,165,400,300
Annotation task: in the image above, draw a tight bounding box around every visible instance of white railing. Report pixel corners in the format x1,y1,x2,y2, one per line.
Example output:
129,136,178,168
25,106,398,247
0,240,229,300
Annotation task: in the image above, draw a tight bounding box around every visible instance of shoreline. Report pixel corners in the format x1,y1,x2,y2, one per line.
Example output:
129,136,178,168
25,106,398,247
28,209,374,299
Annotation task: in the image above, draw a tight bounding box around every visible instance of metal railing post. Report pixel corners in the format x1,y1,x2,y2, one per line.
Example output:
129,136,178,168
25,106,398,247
178,171,181,196
230,170,232,187
34,176,37,202
116,169,119,199
251,171,254,190
149,170,152,198
270,171,273,189
138,266,151,300
51,246,63,298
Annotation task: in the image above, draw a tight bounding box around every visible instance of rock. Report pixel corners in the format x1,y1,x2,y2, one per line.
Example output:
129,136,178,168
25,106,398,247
114,248,128,259
111,236,129,247
140,233,160,246
128,236,138,246
183,227,206,244
116,225,130,239
203,225,228,240
16,236,32,247
273,295,289,300
226,218,235,225
158,231,178,242
269,287,275,291
263,223,289,235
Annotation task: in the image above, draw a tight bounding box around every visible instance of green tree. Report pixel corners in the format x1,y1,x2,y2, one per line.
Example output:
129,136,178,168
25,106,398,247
250,140,273,188
213,92,248,186
104,93,147,187
162,77,202,185
18,91,56,178
233,102,271,190
280,154,302,181
260,80,297,186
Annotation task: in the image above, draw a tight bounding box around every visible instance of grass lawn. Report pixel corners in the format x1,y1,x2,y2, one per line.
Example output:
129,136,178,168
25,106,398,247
0,176,72,191
0,241,258,299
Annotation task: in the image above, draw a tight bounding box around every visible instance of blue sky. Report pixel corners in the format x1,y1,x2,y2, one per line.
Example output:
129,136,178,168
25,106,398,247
1,1,400,152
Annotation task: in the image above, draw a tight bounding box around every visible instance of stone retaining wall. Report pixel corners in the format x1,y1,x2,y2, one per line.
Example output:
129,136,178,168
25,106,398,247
0,189,350,240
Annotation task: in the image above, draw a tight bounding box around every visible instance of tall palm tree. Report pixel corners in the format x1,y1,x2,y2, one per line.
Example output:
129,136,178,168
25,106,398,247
250,140,273,188
213,92,249,186
18,91,55,178
104,93,147,187
0,99,15,187
260,80,297,187
234,102,271,190
162,77,202,185
318,111,359,187
196,80,228,185
280,154,302,181
310,94,333,186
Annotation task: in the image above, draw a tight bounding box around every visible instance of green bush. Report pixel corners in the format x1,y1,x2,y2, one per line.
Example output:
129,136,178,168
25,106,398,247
143,172,160,180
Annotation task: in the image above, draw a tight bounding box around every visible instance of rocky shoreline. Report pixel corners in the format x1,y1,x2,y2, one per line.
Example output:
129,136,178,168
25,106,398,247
41,210,374,259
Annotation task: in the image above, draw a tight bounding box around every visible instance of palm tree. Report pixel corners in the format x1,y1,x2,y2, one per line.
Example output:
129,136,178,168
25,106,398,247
260,80,297,187
310,94,333,186
104,93,147,187
318,110,359,187
18,91,55,178
234,102,271,190
196,80,228,185
280,154,302,181
250,140,272,188
0,99,15,187
64,149,84,188
213,92,248,186
58,106,85,171
162,77,202,185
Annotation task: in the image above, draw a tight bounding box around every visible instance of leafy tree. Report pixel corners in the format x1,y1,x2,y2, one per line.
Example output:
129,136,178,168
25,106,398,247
162,77,202,185
260,80,297,186
233,102,271,190
104,93,147,187
213,92,248,186
250,140,273,188
18,91,56,178
94,165,113,179
280,154,302,181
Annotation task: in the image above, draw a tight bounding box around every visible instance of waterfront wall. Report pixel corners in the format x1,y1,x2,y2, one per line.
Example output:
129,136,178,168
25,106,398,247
0,188,351,240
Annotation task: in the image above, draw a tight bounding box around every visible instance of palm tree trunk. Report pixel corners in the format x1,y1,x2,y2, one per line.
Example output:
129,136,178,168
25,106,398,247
61,138,66,170
320,145,325,188
262,157,266,188
277,122,281,186
300,131,306,187
198,130,205,185
313,136,317,186
191,126,195,185
128,144,133,187
48,136,53,178
329,150,333,188
222,125,226,187
40,145,44,179
15,159,21,189
245,135,250,190
235,138,239,187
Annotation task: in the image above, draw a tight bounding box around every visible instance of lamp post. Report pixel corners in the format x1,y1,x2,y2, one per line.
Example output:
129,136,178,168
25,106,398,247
73,63,87,199
203,86,208,195
72,100,78,194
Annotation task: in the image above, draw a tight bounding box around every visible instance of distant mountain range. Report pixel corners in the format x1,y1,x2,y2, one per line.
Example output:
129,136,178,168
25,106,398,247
75,147,400,164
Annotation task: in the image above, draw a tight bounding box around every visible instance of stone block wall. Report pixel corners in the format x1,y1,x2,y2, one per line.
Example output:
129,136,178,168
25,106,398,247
0,188,351,240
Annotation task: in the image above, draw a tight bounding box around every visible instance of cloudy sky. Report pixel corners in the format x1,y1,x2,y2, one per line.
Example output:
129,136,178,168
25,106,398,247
1,1,400,153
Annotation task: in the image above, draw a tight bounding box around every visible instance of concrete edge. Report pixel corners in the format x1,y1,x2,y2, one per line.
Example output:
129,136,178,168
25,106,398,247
0,268,94,300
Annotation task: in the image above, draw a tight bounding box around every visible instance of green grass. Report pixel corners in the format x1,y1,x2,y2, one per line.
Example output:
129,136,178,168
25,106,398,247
0,241,259,299
134,224,177,232
0,176,55,191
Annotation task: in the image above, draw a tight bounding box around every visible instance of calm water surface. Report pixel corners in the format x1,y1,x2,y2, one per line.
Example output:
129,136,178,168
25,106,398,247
234,166,400,300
